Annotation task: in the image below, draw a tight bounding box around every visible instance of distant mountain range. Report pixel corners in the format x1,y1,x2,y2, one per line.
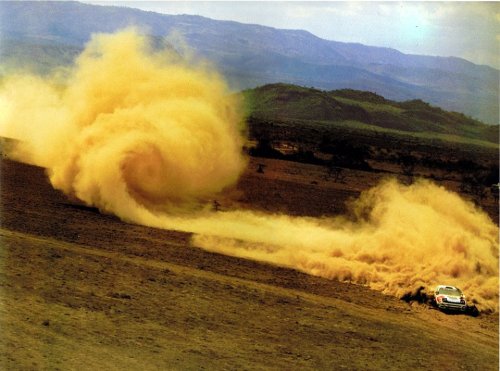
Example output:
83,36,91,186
0,1,498,125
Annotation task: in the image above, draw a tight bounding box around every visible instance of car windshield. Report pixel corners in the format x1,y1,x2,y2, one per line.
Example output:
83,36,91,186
438,288,462,296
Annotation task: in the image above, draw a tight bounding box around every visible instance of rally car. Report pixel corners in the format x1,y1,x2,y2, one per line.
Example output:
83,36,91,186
433,285,467,312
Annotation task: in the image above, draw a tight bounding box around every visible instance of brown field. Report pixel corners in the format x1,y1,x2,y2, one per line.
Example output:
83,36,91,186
0,155,498,370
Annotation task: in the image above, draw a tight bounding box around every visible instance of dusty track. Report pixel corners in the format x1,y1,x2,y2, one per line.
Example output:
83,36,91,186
0,158,498,369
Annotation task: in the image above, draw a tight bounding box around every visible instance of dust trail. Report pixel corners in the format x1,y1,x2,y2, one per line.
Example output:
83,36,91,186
0,29,497,312
191,179,499,312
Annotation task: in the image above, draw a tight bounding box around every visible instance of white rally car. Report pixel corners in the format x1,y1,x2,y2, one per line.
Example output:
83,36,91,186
433,285,467,312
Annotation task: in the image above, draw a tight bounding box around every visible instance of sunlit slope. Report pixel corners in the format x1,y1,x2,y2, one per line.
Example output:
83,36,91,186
243,83,498,145
0,159,498,370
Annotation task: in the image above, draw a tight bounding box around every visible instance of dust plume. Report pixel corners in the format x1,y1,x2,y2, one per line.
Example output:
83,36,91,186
192,179,499,312
0,30,497,312
0,28,247,213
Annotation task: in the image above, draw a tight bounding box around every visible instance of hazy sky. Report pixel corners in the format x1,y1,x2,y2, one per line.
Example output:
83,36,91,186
86,1,499,68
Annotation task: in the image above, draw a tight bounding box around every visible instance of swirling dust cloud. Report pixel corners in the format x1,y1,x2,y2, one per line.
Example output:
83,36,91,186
0,29,497,312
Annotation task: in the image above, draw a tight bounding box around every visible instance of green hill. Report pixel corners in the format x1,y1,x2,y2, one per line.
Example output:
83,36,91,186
243,83,498,145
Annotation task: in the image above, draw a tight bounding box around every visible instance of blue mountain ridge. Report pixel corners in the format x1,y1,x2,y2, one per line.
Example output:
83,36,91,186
0,1,498,125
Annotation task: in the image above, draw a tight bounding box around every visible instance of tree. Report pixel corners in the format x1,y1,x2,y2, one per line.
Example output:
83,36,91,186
460,175,487,205
249,134,283,159
491,184,499,203
320,139,371,171
324,163,347,183
398,152,416,184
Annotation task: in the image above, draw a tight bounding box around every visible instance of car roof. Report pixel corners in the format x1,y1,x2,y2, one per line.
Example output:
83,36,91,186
435,285,461,290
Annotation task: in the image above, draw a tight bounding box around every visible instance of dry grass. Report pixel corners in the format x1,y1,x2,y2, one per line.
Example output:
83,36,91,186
0,158,498,369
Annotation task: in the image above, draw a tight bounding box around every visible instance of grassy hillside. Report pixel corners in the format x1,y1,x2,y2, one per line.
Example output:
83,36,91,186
243,83,498,145
242,83,498,219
